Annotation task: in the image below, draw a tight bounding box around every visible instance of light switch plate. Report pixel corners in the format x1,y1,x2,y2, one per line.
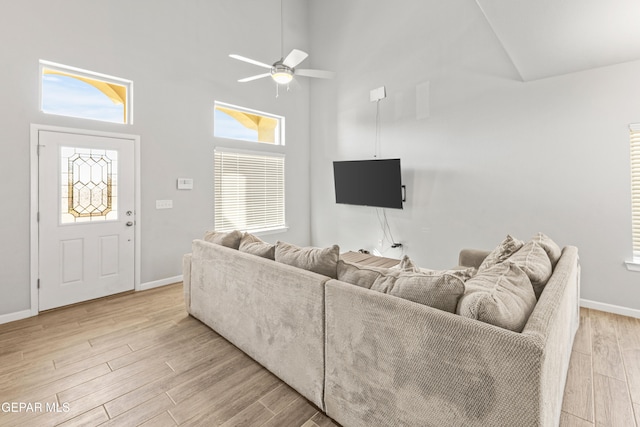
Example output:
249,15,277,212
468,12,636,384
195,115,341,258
156,200,173,209
177,178,193,190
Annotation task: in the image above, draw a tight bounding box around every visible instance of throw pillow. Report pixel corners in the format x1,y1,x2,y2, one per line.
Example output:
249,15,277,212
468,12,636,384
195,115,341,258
203,230,243,249
531,232,562,268
478,234,524,272
370,270,465,313
275,241,340,278
392,255,419,272
419,266,478,281
337,259,390,289
457,262,536,332
392,255,477,281
238,233,275,260
507,240,552,299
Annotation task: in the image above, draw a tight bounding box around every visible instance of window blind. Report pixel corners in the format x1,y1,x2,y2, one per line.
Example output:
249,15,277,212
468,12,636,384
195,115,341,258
214,149,285,233
631,124,640,258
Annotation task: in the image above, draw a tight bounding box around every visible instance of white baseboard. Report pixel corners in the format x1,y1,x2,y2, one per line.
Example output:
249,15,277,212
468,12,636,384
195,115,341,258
0,309,34,325
580,299,640,319
139,275,183,291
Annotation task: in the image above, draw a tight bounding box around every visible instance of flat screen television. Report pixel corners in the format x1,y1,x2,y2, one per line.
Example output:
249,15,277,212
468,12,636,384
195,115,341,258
333,158,404,209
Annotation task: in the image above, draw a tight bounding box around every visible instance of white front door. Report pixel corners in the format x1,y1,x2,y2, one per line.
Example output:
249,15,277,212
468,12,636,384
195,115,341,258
38,130,135,311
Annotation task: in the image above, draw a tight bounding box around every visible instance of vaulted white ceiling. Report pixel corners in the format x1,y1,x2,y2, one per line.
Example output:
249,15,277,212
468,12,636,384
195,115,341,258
476,0,640,81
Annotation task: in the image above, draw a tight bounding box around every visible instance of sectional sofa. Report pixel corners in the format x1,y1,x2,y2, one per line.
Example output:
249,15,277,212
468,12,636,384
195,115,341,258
182,233,580,427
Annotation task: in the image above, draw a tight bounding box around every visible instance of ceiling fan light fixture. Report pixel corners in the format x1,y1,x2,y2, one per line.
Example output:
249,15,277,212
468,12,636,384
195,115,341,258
271,65,293,84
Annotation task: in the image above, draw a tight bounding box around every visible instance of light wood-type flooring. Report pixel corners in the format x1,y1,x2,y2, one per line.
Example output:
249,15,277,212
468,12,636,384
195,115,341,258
560,306,640,426
0,283,637,426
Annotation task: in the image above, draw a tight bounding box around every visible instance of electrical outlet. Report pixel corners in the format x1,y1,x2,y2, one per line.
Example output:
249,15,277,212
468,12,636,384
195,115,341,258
156,200,173,209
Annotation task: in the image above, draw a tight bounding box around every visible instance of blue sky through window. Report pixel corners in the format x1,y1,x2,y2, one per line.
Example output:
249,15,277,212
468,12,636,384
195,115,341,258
42,74,124,124
214,108,259,141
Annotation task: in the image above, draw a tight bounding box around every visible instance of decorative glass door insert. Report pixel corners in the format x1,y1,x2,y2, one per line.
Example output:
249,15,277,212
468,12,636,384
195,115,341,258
60,146,118,224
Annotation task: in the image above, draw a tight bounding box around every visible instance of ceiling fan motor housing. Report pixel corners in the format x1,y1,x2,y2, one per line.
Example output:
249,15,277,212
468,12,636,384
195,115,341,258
271,62,294,84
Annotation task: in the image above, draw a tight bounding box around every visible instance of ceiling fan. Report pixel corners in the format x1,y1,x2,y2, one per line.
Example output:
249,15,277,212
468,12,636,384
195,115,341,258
229,0,334,86
230,50,334,85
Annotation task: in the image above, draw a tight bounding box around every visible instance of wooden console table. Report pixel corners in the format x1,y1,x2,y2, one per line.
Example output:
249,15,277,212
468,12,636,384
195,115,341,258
341,251,400,268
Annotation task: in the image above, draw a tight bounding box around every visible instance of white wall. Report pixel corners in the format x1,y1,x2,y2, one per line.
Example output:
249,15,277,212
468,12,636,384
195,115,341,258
308,0,640,312
2,0,638,318
0,0,311,317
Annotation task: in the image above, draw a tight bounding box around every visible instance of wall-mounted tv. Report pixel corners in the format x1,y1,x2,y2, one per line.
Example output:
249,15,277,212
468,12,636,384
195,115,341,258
333,158,404,209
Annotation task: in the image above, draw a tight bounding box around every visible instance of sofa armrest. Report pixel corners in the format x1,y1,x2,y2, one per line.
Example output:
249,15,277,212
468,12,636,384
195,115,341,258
324,280,546,427
521,246,580,427
189,239,327,410
458,248,491,268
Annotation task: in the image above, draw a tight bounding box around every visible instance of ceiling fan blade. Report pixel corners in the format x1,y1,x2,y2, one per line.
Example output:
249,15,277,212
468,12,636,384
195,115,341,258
229,54,272,70
282,49,308,68
296,69,336,79
238,73,271,83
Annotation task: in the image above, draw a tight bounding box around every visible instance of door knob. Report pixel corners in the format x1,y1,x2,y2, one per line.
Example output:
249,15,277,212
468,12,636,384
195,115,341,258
126,221,134,227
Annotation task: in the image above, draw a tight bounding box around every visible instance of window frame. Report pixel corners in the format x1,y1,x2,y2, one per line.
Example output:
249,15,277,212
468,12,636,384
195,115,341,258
39,59,133,125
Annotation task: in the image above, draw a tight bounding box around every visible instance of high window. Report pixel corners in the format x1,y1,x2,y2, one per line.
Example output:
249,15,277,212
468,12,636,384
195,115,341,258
40,60,133,124
213,103,286,233
214,102,284,145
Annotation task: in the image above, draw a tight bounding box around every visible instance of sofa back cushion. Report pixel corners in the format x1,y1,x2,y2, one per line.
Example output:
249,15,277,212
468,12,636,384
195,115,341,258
203,230,243,249
337,259,466,313
239,233,275,260
457,262,536,332
370,270,466,313
478,234,524,271
393,255,418,272
532,232,562,268
337,260,389,288
506,240,552,299
394,255,477,279
275,241,340,278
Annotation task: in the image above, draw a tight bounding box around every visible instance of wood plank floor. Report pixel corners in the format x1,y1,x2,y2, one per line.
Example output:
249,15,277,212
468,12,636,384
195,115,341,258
0,284,637,426
0,284,337,427
560,307,640,427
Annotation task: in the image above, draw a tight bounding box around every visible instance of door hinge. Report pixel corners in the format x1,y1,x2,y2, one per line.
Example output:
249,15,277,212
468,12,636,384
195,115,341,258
37,279,40,289
37,212,40,222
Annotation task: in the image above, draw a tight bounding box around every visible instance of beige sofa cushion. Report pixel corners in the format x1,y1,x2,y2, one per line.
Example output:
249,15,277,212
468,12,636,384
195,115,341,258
370,270,465,313
275,241,340,278
394,255,477,280
507,240,552,299
337,258,465,312
239,233,275,260
457,262,536,332
203,230,243,249
394,255,419,271
337,259,389,288
479,234,524,271
532,232,562,268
